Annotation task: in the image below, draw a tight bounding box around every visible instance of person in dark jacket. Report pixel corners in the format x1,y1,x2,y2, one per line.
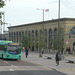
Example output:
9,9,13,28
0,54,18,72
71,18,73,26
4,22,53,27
55,52,59,66
25,48,28,58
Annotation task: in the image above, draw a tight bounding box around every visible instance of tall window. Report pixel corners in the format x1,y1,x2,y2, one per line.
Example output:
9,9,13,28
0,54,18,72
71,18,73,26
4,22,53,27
17,32,18,42
32,30,34,41
12,32,13,41
35,30,38,41
54,28,58,50
45,29,47,48
19,32,21,43
45,29,47,42
14,32,15,42
22,31,24,39
49,29,52,49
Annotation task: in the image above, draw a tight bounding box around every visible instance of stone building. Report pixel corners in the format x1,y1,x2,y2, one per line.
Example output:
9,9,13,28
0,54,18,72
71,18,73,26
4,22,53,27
8,18,75,53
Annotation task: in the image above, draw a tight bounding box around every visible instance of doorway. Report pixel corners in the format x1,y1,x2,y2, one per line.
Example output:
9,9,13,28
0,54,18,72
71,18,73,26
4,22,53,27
73,42,75,50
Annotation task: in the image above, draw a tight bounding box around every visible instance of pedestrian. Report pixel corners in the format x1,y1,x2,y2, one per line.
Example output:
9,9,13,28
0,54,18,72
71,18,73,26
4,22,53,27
68,47,70,54
55,51,60,66
25,48,28,58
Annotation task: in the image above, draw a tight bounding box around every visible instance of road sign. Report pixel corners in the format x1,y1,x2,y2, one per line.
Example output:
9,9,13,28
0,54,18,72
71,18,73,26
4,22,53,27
66,40,69,44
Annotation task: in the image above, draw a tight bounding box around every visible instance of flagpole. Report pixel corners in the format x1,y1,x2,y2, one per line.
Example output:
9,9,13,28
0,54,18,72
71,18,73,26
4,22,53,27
36,8,49,57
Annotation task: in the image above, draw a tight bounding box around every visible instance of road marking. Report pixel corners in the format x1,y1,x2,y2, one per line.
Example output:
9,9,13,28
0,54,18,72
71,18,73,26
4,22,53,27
40,65,53,70
22,59,53,70
9,69,15,71
11,64,18,68
3,61,9,64
11,64,14,67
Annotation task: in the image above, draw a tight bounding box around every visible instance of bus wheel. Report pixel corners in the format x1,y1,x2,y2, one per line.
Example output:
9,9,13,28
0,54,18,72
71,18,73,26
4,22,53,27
2,54,3,59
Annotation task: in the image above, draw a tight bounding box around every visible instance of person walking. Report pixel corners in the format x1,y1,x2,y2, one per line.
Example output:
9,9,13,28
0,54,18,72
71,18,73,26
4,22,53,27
25,48,28,58
55,51,60,66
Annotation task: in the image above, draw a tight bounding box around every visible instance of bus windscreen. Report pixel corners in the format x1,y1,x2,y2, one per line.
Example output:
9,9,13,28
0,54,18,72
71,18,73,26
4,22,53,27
8,43,21,55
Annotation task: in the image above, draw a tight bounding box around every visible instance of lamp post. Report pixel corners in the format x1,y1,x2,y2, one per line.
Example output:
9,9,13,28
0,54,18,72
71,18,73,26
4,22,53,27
36,8,45,57
58,0,60,53
36,8,44,29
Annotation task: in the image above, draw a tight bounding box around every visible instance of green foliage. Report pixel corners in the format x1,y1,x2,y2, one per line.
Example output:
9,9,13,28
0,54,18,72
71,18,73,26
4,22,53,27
0,0,5,23
38,29,47,49
52,27,64,52
21,30,30,48
34,35,38,49
0,0,5,8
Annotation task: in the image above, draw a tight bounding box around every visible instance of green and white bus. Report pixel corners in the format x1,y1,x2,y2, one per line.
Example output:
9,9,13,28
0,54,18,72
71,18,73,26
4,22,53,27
0,41,22,60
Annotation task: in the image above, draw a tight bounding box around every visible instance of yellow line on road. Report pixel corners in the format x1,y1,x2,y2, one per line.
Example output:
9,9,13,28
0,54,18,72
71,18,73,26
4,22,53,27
39,65,53,70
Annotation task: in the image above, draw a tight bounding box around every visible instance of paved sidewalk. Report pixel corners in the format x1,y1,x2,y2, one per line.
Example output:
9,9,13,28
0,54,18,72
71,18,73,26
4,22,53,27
22,52,75,75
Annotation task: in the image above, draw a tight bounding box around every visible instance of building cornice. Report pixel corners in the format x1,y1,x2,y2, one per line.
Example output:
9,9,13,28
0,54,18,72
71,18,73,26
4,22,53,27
8,18,75,29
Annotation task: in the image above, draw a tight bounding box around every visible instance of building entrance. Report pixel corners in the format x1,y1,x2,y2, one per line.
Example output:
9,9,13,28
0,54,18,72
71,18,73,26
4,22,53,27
73,42,75,51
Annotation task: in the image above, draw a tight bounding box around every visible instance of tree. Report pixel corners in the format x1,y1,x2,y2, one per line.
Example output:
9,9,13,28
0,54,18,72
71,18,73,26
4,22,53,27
52,27,64,53
0,0,5,8
21,30,30,49
0,0,5,19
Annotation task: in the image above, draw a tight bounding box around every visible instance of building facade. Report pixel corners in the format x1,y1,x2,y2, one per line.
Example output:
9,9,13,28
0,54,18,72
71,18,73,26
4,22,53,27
8,18,75,53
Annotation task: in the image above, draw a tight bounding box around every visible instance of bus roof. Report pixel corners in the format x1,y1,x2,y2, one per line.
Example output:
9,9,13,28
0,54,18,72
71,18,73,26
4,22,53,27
0,40,22,45
0,40,12,43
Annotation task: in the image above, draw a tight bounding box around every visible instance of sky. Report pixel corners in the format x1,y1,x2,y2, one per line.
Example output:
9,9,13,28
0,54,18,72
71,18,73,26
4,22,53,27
1,0,75,31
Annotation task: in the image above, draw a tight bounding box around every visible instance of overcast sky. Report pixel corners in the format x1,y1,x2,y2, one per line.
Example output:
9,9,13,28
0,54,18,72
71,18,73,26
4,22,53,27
1,0,75,28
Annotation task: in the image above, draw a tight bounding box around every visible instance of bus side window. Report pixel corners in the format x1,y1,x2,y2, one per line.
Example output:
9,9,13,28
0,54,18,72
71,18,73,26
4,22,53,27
0,45,6,52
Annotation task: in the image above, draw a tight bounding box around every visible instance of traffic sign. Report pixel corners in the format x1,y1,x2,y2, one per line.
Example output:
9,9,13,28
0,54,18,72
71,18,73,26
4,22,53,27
66,40,69,44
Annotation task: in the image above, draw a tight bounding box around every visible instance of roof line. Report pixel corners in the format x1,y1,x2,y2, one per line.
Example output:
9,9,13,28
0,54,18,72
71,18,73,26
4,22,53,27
8,18,75,28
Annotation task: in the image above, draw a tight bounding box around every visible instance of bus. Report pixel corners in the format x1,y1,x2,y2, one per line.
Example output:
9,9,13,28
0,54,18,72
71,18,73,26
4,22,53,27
0,40,22,60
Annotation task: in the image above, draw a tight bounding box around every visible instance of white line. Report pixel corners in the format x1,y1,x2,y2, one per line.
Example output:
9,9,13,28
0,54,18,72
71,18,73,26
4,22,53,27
3,61,9,64
11,64,14,67
9,69,15,71
11,64,18,68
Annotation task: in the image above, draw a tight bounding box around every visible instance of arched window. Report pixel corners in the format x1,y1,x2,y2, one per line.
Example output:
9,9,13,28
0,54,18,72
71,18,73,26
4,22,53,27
49,29,52,49
32,30,34,41
12,32,13,41
40,30,42,40
19,32,21,43
73,42,75,51
45,29,47,48
17,32,18,42
45,29,47,43
22,31,24,39
54,28,57,35
14,32,15,42
69,26,75,34
35,30,38,41
73,42,75,46
54,28,58,50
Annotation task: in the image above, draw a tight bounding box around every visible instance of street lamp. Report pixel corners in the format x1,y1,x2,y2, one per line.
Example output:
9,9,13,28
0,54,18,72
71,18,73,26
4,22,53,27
58,0,60,53
36,8,44,29
36,8,45,57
